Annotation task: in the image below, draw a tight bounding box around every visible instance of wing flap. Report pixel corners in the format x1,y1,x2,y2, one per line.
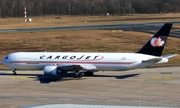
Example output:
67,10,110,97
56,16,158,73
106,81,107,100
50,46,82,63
79,64,97,70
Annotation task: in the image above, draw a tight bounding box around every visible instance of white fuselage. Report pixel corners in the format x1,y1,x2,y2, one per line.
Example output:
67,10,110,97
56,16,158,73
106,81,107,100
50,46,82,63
2,52,167,71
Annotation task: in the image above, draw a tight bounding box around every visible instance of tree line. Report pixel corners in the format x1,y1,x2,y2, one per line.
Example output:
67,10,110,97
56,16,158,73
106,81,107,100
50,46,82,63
1,0,180,17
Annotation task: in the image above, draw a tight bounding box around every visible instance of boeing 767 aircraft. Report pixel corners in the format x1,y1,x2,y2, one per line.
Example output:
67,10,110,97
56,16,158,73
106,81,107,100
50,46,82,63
2,23,177,78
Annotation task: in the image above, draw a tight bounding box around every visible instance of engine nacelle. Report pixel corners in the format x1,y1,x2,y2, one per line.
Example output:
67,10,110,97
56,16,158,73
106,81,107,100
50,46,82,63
44,66,62,76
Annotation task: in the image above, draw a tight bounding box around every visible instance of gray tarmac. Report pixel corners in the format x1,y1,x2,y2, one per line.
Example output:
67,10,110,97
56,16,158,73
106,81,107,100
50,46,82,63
0,66,180,108
1,22,180,38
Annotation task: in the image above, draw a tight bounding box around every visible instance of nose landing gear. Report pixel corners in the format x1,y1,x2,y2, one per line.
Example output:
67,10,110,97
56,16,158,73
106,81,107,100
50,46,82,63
12,69,17,75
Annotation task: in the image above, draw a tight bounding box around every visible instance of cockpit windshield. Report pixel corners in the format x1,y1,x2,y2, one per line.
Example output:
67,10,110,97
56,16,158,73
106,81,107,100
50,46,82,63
5,56,8,59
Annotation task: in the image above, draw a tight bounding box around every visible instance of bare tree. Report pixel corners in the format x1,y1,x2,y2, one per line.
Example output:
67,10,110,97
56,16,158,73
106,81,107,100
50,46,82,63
0,0,180,17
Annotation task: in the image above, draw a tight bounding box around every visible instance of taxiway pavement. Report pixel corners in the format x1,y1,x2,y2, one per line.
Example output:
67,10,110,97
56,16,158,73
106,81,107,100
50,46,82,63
0,66,180,108
1,22,180,38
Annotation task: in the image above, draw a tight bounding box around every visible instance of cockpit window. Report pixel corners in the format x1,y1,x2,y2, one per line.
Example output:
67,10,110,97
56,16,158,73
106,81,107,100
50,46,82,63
5,56,8,59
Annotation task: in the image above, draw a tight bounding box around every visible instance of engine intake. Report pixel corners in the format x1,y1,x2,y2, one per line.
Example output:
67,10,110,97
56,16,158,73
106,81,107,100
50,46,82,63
44,66,62,76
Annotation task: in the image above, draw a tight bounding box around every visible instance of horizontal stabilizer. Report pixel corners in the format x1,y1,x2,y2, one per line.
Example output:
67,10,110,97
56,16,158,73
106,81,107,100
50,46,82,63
162,54,178,59
142,57,162,62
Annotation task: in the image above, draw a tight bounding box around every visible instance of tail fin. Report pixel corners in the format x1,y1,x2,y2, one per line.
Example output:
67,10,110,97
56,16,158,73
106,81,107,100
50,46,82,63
136,23,172,56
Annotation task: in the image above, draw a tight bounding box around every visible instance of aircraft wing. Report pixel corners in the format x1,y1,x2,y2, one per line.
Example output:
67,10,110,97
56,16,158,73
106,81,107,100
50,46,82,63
58,64,97,71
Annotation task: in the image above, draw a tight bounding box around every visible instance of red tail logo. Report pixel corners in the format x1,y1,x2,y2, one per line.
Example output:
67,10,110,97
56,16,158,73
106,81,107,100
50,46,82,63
150,37,165,47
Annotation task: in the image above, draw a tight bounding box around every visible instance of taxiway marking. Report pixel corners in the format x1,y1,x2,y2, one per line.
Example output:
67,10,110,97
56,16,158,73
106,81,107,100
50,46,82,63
10,76,29,79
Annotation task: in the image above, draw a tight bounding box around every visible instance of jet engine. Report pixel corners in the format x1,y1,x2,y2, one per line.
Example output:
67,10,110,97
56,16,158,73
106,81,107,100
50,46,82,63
44,66,64,76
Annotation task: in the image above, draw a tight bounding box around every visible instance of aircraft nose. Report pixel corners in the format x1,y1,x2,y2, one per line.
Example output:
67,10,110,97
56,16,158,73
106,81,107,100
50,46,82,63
2,58,6,65
2,56,9,66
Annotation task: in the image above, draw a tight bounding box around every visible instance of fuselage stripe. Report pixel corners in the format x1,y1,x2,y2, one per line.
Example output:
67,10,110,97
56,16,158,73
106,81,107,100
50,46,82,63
9,61,136,65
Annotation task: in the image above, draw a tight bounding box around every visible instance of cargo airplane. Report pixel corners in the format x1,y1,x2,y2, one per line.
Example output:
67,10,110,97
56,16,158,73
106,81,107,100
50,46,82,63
2,23,177,78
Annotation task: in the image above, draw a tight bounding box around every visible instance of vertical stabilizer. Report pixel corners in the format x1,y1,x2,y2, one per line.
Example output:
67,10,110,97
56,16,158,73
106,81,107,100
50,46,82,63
137,23,172,56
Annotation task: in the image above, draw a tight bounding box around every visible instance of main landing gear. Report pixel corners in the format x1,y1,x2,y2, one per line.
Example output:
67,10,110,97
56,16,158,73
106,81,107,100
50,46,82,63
84,71,94,76
12,69,17,75
74,73,82,78
73,70,82,78
73,70,94,78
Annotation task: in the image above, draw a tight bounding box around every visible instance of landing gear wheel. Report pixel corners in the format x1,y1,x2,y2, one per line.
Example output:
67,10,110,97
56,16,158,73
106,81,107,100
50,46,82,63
74,73,82,78
73,68,82,78
78,74,82,78
84,72,94,76
13,72,17,75
12,69,17,75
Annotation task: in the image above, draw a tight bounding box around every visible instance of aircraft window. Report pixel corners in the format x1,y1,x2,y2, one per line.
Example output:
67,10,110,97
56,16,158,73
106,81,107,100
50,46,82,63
5,56,8,59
